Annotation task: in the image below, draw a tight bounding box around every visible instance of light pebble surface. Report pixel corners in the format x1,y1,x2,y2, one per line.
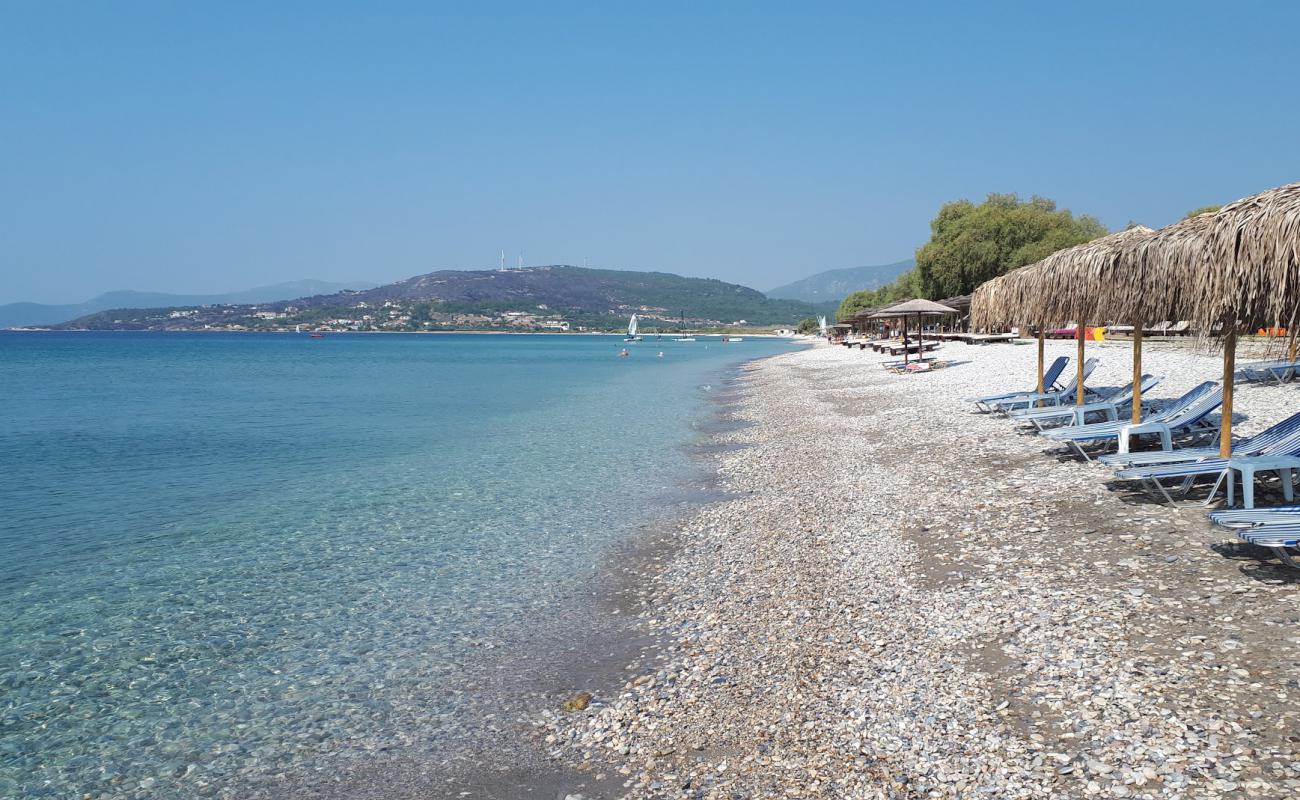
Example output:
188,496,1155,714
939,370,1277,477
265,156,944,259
544,338,1300,799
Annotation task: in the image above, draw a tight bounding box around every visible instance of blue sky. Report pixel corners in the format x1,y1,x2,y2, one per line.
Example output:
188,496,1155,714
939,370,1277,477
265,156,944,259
3,1,1299,303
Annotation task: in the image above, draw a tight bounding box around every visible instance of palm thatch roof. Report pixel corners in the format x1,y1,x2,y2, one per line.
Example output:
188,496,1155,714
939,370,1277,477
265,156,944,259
1026,225,1157,325
969,273,1010,329
970,226,1157,329
1101,212,1216,324
1193,182,1300,330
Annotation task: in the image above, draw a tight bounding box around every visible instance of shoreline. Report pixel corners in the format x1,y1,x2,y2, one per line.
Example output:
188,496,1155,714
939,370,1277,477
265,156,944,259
545,341,1300,798
2,328,805,338
277,351,778,800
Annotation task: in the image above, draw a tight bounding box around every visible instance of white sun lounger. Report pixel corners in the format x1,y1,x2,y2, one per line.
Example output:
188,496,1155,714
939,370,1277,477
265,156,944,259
1011,375,1161,430
1040,382,1221,461
969,356,1070,411
1207,507,1300,568
1111,414,1300,505
1100,411,1300,469
989,358,1099,413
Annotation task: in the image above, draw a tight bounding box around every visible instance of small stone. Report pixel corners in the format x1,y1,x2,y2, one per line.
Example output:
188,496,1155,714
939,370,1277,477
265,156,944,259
562,692,593,712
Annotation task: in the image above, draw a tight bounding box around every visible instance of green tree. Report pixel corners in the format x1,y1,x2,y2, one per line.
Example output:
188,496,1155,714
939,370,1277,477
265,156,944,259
912,193,1106,299
1185,205,1221,219
797,317,820,334
835,269,923,319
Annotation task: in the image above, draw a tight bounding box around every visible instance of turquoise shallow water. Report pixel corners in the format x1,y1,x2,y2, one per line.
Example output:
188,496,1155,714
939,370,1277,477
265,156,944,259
0,331,794,798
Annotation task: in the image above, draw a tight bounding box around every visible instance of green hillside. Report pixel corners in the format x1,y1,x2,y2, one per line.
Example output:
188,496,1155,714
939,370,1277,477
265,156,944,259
51,266,838,332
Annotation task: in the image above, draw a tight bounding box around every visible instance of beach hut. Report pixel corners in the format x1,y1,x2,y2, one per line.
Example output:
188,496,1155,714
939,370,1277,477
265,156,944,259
870,298,959,365
936,294,973,333
1189,182,1300,457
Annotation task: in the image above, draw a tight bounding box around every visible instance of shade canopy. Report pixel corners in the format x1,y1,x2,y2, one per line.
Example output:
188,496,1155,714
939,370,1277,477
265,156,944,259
1030,225,1156,324
1097,213,1214,325
938,294,972,311
870,298,959,318
971,226,1156,329
1191,182,1300,331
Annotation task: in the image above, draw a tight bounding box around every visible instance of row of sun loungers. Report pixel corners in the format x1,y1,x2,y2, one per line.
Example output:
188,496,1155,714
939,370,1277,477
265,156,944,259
968,356,1070,411
838,338,941,356
970,356,1300,568
985,358,1099,412
1105,321,1193,336
843,332,1019,349
932,332,1018,345
1013,375,1161,430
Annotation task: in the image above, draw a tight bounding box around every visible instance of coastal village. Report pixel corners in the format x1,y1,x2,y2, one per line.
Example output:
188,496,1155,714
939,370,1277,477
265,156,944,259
69,297,756,333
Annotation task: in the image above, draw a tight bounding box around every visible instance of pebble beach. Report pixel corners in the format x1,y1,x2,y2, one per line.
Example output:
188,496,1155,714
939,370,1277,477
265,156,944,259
545,338,1300,799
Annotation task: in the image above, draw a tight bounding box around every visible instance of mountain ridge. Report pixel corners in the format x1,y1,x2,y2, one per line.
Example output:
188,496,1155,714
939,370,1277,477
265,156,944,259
49,266,836,331
1,280,375,329
767,259,914,303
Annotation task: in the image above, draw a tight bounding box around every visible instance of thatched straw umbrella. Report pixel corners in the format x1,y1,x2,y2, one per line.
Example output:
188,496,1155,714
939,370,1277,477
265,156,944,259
1101,214,1214,423
1029,226,1157,407
972,228,1159,406
1191,182,1300,457
871,298,959,365
971,270,1054,392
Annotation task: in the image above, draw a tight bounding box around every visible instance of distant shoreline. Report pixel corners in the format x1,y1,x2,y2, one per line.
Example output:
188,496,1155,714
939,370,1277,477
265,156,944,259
4,328,804,338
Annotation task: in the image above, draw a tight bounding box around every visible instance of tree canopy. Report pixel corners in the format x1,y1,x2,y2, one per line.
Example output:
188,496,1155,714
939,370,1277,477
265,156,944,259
836,271,920,320
912,194,1106,299
1184,205,1221,219
836,193,1106,320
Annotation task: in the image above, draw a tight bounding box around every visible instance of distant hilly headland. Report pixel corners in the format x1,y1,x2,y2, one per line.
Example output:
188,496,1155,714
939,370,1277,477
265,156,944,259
38,266,837,333
0,279,375,329
767,259,914,303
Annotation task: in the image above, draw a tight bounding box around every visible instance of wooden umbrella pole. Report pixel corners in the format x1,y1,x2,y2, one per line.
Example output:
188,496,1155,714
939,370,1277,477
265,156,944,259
904,317,910,366
1131,325,1144,425
1220,327,1236,458
1287,328,1298,383
1076,321,1086,406
1036,331,1045,393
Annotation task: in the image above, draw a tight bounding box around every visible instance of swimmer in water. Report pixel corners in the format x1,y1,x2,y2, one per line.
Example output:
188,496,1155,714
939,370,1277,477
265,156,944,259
619,349,629,357
657,351,664,358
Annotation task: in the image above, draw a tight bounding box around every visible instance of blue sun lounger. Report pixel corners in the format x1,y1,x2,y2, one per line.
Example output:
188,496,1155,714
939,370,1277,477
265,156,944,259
1011,375,1161,430
1205,508,1300,568
1209,504,1300,526
1099,411,1300,469
989,358,1099,413
1112,417,1300,505
1040,382,1221,461
1236,358,1300,385
970,356,1069,412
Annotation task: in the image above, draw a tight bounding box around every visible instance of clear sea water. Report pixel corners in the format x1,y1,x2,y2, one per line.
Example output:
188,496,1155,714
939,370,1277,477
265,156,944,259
0,331,795,798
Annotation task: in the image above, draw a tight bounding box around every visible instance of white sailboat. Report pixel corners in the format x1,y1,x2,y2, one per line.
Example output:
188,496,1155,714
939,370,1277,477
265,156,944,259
624,314,642,342
673,310,694,341
817,315,828,337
